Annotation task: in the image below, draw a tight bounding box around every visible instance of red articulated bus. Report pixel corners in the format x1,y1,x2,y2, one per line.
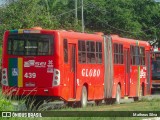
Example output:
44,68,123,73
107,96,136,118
1,27,151,109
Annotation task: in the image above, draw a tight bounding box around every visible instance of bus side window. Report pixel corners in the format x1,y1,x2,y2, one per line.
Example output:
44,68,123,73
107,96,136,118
140,47,145,65
87,41,95,64
96,42,102,63
131,45,136,65
78,40,86,63
135,46,140,65
114,43,118,64
119,44,123,64
130,45,133,65
63,39,68,63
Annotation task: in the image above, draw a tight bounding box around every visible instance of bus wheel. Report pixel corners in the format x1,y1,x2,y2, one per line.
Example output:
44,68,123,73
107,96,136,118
105,98,114,105
134,85,144,101
141,84,144,96
95,100,102,106
116,85,121,104
67,102,74,108
139,85,144,100
80,86,87,108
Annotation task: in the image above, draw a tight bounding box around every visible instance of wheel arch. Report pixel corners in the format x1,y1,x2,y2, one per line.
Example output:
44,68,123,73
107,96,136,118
82,83,88,98
141,82,145,96
112,82,121,98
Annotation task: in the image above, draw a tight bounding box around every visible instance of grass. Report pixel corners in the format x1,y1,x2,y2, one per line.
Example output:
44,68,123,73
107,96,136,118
0,91,160,120
64,102,158,112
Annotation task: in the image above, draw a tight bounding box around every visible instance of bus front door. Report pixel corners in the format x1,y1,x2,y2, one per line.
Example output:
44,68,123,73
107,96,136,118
68,44,76,99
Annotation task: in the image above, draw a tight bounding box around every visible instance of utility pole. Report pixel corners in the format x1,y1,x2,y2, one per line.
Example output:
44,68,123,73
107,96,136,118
75,0,78,24
82,0,84,32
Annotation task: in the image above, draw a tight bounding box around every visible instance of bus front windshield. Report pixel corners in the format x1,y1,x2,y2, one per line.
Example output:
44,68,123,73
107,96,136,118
152,60,160,80
7,34,53,56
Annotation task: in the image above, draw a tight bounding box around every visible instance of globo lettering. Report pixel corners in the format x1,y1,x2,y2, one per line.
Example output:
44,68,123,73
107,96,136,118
82,69,100,77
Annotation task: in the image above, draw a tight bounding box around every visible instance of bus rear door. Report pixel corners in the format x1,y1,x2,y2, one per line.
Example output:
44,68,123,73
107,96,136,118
124,49,130,96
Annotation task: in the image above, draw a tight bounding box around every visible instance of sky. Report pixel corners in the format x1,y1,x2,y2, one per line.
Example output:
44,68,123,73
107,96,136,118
0,0,6,5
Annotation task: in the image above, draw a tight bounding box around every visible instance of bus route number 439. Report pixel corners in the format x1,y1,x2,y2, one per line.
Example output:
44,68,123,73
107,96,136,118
24,73,36,78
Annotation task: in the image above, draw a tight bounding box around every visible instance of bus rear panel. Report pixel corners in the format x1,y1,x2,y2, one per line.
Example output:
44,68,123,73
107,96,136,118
2,29,61,98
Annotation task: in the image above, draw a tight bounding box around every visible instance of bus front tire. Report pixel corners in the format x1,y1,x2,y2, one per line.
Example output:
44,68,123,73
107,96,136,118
80,86,87,108
116,85,121,104
95,100,102,106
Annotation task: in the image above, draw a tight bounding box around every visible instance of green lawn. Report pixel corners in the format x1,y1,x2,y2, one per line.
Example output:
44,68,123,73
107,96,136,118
0,91,159,120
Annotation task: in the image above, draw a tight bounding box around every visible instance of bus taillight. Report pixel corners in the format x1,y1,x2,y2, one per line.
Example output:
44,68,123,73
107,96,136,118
1,68,8,86
52,69,60,86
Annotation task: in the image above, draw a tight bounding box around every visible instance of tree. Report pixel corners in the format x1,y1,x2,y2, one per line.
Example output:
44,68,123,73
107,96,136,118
0,0,160,42
0,0,59,40
83,0,160,40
